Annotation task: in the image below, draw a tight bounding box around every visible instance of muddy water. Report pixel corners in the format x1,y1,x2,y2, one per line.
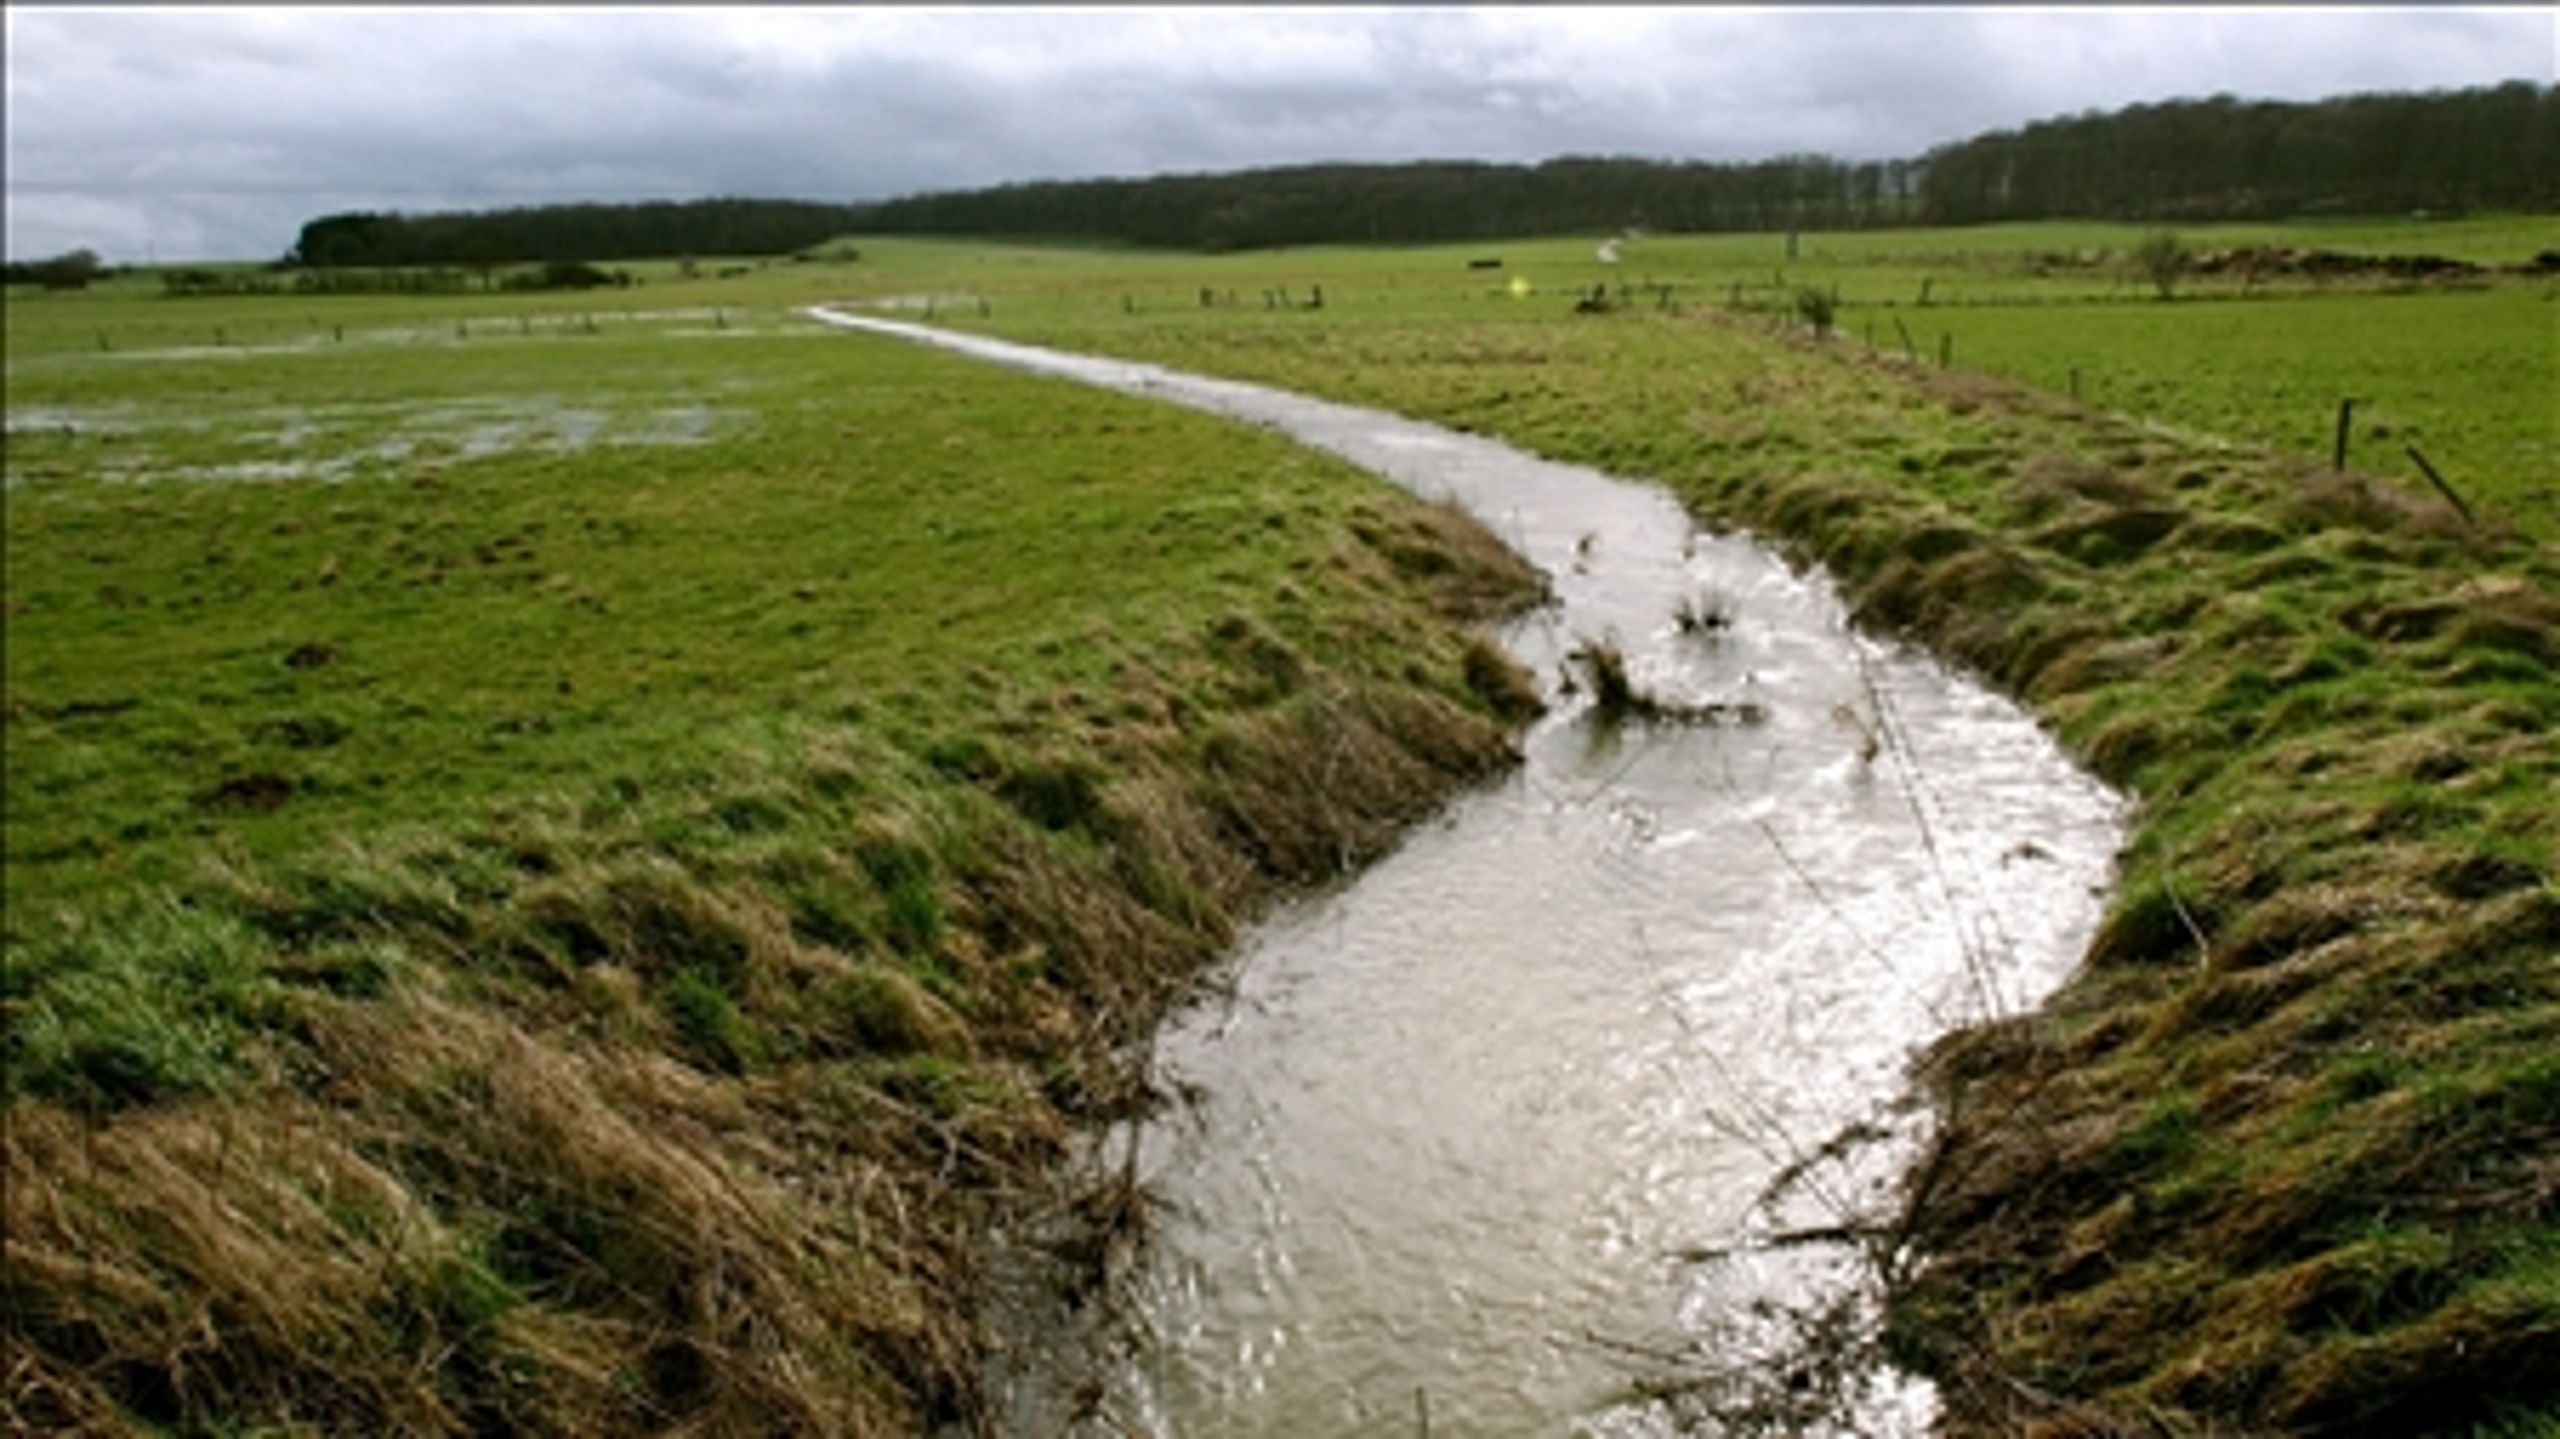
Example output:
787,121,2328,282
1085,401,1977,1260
807,308,2123,1435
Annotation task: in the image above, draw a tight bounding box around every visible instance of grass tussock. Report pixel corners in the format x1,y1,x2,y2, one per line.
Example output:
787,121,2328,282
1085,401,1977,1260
1567,636,1768,727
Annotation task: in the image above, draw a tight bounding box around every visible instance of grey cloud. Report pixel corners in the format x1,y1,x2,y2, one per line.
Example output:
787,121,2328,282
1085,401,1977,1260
5,7,2547,262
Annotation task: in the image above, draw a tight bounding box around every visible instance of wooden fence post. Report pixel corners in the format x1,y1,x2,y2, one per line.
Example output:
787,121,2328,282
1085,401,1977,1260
2404,444,2475,526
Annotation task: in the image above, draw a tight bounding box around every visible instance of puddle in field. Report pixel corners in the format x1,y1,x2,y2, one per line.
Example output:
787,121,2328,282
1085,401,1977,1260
3,405,148,438
868,292,988,316
7,305,809,368
807,308,2125,1435
1,395,741,489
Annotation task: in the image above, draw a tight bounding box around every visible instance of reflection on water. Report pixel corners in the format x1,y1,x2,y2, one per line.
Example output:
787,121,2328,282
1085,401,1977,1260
809,307,2122,1437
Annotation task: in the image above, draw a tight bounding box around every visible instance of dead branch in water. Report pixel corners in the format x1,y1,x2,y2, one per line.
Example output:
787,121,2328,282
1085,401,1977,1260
1567,636,1768,727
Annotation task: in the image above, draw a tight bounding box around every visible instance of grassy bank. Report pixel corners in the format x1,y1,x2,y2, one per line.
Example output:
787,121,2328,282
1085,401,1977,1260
896,236,2558,1432
3,287,1546,1430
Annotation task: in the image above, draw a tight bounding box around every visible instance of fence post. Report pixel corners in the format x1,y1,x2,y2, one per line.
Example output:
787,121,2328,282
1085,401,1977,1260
2404,444,2475,526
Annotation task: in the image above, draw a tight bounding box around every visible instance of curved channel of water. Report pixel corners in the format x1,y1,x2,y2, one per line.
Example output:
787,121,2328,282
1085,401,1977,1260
807,307,2124,1436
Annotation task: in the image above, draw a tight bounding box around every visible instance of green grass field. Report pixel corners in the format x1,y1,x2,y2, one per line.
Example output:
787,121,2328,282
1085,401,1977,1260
1894,288,2557,526
5,302,1469,916
821,217,2556,540
5,214,2554,1434
4,257,1545,1432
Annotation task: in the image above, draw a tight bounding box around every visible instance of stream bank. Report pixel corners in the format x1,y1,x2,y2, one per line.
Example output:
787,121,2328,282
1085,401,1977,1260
811,308,2126,1434
900,299,2556,1434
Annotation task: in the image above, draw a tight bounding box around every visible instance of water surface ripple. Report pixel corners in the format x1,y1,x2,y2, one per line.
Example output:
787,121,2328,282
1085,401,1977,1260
807,307,2123,1436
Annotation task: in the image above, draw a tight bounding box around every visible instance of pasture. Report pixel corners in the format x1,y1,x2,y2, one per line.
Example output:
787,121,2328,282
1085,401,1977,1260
4,252,1542,1432
5,212,2554,1434
831,216,2557,538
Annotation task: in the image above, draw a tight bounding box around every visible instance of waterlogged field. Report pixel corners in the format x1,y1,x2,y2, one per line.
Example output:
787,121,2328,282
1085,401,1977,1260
4,271,1543,914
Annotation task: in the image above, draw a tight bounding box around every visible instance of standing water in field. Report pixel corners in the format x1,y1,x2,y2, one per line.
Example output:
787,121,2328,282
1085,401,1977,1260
806,308,2123,1435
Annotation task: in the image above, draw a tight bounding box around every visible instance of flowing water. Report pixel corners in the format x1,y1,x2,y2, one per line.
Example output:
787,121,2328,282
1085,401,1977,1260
807,307,2124,1436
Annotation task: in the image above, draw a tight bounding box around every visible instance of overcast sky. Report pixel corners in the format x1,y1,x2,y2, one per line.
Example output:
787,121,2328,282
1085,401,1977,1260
5,6,2550,262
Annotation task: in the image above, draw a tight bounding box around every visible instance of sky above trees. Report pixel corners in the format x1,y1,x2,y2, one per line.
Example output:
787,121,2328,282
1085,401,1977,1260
5,5,2549,263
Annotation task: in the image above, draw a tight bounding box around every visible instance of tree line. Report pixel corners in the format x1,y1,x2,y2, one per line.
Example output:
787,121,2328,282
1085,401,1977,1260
1922,81,2554,224
847,154,1930,250
848,81,2553,249
2,249,107,289
251,80,2552,270
285,197,863,269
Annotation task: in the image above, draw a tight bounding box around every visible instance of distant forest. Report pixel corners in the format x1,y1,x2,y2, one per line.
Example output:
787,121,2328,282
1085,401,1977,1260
288,82,2552,265
1918,81,2553,225
852,83,2556,247
286,198,862,268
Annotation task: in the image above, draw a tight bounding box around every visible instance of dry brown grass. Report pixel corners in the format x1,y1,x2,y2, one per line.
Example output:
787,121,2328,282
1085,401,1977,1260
6,987,945,1435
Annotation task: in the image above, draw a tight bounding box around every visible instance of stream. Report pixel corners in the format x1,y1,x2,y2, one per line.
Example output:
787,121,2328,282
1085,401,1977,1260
806,307,2125,1436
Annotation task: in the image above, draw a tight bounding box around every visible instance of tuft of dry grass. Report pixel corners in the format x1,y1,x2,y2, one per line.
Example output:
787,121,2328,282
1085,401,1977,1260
6,989,944,1435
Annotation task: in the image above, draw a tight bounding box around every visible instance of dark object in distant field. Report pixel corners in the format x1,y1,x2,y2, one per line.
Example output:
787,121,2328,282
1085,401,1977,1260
1795,286,1835,337
505,261,632,293
2191,245,2488,281
2135,231,2190,301
196,771,295,812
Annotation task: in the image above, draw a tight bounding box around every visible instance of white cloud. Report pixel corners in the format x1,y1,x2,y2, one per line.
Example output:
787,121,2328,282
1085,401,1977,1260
5,6,2547,261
